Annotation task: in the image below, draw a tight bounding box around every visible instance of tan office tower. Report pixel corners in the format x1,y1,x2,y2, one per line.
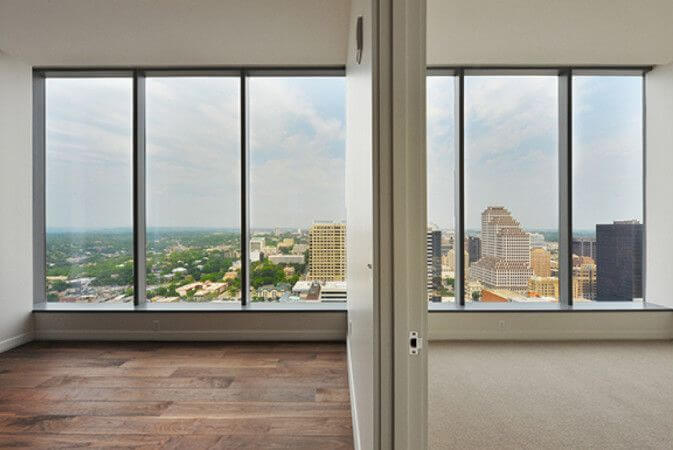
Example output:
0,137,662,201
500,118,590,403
531,248,552,277
471,206,533,292
308,222,346,281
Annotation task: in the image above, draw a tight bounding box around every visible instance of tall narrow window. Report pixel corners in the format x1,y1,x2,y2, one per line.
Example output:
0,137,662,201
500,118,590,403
145,77,241,303
426,75,456,303
572,76,643,302
465,76,559,304
45,78,133,303
249,77,346,303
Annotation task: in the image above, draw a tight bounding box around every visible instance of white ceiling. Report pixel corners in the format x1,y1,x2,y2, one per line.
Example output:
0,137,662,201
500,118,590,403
1,0,672,68
427,0,673,66
0,0,351,66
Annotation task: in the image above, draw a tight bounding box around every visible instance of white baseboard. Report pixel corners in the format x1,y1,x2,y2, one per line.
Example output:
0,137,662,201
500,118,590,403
347,339,361,450
0,332,34,353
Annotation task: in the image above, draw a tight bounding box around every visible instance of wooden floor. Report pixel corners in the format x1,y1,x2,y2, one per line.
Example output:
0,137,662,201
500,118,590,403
0,341,353,449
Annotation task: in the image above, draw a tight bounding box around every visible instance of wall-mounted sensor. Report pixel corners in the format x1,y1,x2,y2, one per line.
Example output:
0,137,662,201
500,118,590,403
356,16,363,64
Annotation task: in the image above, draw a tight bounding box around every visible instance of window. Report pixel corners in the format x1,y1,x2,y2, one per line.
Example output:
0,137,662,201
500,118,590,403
572,76,643,302
427,68,645,308
45,77,133,303
465,75,558,304
145,76,241,303
249,77,346,303
426,75,455,303
37,69,346,307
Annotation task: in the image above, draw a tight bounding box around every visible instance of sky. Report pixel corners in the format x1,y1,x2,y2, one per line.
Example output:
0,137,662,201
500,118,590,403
46,76,345,230
427,75,643,231
46,74,641,233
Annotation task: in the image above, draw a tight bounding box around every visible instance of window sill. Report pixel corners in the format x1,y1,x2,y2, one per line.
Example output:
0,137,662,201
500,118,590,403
33,301,347,313
429,301,671,313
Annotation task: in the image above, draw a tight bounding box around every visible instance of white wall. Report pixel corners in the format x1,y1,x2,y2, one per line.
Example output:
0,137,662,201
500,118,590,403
0,0,350,66
646,63,673,308
427,0,673,66
0,53,33,352
345,0,376,448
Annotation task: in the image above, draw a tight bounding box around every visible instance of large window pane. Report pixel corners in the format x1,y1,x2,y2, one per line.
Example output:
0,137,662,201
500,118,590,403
573,76,643,302
249,77,346,303
145,77,241,303
46,78,133,303
426,76,455,303
465,76,559,304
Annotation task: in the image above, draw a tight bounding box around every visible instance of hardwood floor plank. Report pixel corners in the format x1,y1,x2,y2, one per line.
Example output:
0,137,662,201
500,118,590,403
0,341,353,448
0,401,172,417
0,416,353,437
0,433,353,449
38,375,235,389
161,401,351,419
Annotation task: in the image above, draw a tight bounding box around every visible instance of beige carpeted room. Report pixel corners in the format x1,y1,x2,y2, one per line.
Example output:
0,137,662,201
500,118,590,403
429,341,673,449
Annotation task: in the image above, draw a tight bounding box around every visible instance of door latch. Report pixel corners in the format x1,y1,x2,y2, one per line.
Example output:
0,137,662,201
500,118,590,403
409,331,422,355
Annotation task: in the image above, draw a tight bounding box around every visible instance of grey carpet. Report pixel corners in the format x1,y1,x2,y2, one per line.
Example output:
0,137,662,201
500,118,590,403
429,341,673,449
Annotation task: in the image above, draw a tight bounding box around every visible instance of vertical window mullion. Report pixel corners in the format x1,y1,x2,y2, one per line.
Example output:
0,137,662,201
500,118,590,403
558,70,573,307
240,71,250,306
33,72,47,305
641,73,647,304
133,70,147,306
454,71,465,307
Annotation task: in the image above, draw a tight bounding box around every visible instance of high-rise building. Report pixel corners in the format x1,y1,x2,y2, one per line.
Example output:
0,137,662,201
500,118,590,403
426,229,442,293
446,248,469,275
467,236,481,265
574,261,597,300
596,220,643,300
531,248,552,277
307,222,346,281
471,206,533,292
573,237,596,260
528,276,582,299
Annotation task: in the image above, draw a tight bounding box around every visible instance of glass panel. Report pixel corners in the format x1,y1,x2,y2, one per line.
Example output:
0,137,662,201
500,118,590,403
426,76,456,304
145,77,241,303
45,78,133,303
249,77,346,303
465,76,559,304
572,76,643,302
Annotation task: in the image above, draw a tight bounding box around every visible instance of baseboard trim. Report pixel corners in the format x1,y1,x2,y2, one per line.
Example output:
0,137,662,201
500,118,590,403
346,339,361,450
34,329,345,341
0,332,34,353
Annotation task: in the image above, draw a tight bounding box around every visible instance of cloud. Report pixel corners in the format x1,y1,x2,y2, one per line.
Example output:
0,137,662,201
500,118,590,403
47,76,345,230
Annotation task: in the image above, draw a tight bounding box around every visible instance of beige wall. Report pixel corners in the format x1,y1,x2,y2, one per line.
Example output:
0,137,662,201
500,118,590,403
0,54,34,351
646,63,673,308
429,311,673,341
427,0,673,66
34,312,346,341
0,0,350,66
345,0,377,448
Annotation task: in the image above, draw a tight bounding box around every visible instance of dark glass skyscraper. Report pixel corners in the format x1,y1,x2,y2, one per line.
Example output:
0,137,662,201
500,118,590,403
467,236,481,264
596,221,643,301
572,237,596,260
